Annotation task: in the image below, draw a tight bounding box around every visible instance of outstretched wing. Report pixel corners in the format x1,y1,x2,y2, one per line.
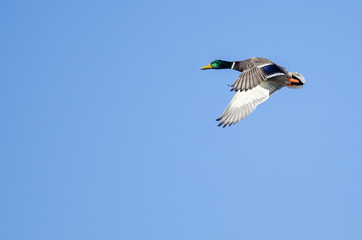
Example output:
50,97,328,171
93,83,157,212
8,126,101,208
231,64,287,92
217,82,283,127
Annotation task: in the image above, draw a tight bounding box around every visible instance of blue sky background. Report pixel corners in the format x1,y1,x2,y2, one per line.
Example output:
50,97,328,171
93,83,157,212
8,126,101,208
1,0,362,239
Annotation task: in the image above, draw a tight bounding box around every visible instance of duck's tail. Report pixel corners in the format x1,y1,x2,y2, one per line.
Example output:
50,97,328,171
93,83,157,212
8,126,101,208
286,72,305,89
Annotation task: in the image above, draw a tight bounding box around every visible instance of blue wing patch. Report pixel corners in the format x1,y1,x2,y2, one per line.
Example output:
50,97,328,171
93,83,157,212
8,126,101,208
262,64,286,78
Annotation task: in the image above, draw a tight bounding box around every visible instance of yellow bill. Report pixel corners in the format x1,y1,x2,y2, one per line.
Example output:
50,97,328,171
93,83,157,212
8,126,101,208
200,64,212,70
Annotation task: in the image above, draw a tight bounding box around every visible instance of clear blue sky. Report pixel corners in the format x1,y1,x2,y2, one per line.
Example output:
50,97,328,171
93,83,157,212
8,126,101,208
1,0,362,239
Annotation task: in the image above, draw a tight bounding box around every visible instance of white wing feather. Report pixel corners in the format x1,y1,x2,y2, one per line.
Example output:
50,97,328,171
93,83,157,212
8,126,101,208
217,82,283,127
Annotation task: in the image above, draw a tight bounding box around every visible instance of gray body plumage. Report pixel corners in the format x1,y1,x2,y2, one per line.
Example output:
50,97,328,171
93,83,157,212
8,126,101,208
231,57,292,92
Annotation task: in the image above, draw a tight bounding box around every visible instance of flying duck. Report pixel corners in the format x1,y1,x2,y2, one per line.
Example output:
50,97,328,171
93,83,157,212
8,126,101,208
201,57,305,127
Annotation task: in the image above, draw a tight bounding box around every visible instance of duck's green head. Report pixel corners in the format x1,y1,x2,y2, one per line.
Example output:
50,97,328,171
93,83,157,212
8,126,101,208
201,60,233,70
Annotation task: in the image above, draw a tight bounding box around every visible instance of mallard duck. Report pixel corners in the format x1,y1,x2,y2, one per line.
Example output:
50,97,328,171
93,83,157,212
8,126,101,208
201,57,305,127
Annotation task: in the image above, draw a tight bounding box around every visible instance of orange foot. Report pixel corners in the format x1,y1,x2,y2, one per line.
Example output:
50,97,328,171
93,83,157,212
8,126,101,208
287,78,300,84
